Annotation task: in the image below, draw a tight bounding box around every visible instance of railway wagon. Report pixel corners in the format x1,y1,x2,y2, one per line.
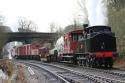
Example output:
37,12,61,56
15,43,42,60
39,47,49,58
48,25,117,68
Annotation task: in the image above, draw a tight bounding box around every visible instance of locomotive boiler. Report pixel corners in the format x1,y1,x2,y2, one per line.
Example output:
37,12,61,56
48,25,117,68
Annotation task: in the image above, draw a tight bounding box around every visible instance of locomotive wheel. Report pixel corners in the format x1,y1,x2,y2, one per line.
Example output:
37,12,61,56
84,60,87,67
109,63,113,68
86,59,91,67
83,60,87,66
37,56,41,61
85,59,88,67
77,60,81,66
98,59,103,68
91,60,96,68
104,58,113,68
104,63,108,68
77,59,87,66
96,60,101,68
99,63,102,68
108,59,113,68
89,57,96,67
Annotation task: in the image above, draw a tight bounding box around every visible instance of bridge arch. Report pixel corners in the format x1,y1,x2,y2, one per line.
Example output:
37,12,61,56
0,26,59,58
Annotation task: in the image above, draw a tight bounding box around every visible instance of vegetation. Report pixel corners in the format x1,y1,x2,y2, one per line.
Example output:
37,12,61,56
0,15,5,25
108,0,125,68
107,0,125,10
0,15,10,58
108,0,125,54
49,22,64,37
18,17,38,32
0,59,14,76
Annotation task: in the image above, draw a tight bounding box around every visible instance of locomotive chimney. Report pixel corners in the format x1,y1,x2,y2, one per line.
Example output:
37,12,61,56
83,24,88,29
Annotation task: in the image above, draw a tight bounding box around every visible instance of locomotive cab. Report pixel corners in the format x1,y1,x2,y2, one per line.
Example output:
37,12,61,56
62,30,84,64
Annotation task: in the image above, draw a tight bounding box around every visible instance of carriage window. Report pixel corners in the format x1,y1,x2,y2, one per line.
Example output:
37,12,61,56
72,35,78,41
78,34,83,41
72,34,83,41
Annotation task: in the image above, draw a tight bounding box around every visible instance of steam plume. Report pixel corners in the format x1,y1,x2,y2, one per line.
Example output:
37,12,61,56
95,0,108,25
78,0,108,26
77,0,89,24
85,0,98,26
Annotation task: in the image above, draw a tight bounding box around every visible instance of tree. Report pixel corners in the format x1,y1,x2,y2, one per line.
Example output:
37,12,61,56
108,0,125,53
56,26,64,37
107,0,125,10
49,22,57,32
49,22,64,37
18,18,38,32
0,15,5,25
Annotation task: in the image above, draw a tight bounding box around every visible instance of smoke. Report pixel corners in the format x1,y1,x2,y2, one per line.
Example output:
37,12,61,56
85,0,99,26
77,0,89,24
55,36,64,54
95,0,108,25
78,0,108,26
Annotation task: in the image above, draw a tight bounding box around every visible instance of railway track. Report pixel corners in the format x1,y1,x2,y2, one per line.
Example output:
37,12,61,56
18,61,92,83
27,60,125,78
17,60,125,83
16,61,69,83
84,66,125,77
45,62,125,78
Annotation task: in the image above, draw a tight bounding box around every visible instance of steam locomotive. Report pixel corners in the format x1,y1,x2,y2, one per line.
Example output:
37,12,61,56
48,25,117,68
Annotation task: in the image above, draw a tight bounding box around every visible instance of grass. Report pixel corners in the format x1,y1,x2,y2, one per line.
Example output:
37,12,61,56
16,64,28,83
0,59,14,77
113,57,125,69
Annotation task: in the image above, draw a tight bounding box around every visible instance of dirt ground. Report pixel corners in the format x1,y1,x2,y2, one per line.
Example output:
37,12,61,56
113,57,125,69
16,64,28,83
15,63,51,83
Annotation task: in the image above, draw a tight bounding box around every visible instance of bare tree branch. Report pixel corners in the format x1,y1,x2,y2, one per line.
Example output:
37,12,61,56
0,15,5,25
108,0,125,10
18,18,38,32
49,22,56,32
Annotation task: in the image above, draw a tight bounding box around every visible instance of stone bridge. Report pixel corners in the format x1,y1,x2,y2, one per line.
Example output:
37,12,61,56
0,26,59,58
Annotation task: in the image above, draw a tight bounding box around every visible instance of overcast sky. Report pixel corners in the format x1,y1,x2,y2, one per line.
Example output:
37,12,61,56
0,0,79,32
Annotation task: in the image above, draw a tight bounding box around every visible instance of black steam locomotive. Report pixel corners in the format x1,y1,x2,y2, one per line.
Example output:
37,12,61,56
76,25,117,67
